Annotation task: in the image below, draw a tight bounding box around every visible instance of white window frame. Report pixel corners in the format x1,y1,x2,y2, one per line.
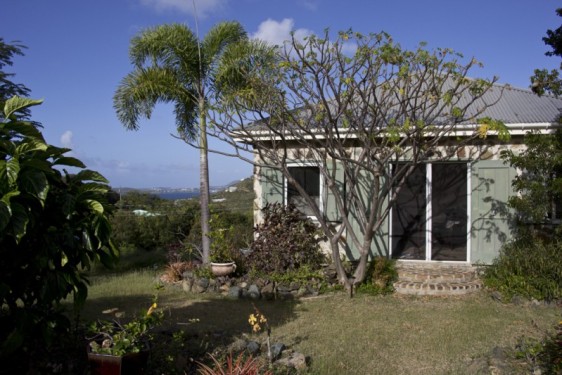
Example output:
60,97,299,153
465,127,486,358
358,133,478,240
389,161,472,263
284,162,324,220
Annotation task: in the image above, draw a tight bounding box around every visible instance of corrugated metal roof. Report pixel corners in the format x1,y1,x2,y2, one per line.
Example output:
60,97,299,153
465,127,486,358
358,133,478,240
463,84,562,124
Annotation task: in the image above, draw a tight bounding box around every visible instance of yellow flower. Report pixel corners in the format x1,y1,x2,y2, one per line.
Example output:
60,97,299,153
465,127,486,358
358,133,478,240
478,123,489,139
248,314,257,325
147,303,157,316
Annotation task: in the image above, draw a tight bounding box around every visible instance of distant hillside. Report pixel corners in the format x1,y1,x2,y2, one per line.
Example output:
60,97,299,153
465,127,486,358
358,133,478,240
210,177,254,215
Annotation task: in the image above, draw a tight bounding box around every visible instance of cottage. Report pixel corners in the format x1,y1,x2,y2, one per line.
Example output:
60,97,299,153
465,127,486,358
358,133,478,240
245,84,562,266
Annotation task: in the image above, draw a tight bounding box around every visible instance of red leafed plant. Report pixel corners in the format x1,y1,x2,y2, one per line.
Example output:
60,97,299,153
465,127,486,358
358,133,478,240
197,353,272,375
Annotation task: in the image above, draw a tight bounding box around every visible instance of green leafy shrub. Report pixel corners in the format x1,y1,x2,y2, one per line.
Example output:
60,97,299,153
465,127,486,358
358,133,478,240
246,203,325,275
0,98,117,364
483,237,562,301
87,301,163,356
185,210,252,263
356,257,398,295
512,321,562,374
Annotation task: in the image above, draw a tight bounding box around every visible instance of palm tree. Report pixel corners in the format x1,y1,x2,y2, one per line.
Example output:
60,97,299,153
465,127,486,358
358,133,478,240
113,22,248,264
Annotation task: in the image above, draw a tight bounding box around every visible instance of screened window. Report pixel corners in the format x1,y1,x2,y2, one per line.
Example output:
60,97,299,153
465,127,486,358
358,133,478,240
287,166,321,217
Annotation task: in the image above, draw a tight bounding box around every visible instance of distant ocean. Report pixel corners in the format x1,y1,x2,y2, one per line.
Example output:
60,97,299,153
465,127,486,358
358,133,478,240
157,192,199,200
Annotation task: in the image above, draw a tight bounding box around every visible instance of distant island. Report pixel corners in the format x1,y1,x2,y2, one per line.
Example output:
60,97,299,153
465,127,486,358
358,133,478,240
114,178,250,200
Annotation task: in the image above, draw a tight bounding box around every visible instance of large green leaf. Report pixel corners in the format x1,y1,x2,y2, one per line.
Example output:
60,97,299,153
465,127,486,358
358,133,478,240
16,139,48,155
53,156,86,168
2,121,44,140
0,200,12,233
19,170,49,207
84,199,104,214
4,97,43,119
0,158,20,187
93,215,112,244
9,202,29,243
73,170,108,184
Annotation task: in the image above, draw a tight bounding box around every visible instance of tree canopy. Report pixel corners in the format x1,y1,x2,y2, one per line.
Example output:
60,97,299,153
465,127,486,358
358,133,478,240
531,8,562,96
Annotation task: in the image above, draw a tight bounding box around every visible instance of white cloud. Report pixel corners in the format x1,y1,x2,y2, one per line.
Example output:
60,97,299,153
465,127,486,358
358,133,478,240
299,0,319,11
140,0,226,17
60,130,73,149
251,18,313,47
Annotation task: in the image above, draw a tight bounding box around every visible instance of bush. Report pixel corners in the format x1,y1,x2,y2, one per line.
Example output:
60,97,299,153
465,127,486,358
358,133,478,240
512,321,562,374
185,210,253,263
111,196,199,251
483,237,562,301
356,257,398,295
0,97,117,366
246,203,325,275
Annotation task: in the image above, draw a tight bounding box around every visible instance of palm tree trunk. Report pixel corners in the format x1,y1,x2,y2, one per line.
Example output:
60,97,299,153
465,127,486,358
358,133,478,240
199,98,211,264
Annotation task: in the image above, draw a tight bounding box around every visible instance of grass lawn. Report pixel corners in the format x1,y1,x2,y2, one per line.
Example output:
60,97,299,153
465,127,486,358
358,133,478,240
79,269,561,375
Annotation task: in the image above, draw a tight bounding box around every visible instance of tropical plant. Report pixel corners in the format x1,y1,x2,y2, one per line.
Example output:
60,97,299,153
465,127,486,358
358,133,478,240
0,39,32,121
197,353,272,375
87,302,162,357
500,129,562,236
113,22,260,265
0,97,118,362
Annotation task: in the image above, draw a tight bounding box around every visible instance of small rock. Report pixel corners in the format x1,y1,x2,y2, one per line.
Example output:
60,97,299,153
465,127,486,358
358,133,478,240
277,352,308,370
228,286,241,299
289,281,301,291
261,283,275,300
248,284,261,300
219,284,230,292
270,342,285,360
511,295,527,306
181,279,193,292
246,341,260,354
491,291,503,303
228,338,247,353
239,281,248,288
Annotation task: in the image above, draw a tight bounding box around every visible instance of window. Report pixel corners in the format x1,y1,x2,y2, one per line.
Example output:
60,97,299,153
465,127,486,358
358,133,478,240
286,165,321,217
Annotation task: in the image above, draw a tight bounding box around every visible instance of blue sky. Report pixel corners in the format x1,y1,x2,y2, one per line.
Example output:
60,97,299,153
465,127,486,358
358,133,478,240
2,0,560,188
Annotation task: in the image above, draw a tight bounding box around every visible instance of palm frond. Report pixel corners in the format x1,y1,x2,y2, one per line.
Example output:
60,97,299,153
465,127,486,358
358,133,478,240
113,67,197,131
201,21,247,75
129,23,200,78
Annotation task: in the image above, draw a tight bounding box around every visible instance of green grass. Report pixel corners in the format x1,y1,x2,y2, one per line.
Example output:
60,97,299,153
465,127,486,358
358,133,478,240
80,270,561,375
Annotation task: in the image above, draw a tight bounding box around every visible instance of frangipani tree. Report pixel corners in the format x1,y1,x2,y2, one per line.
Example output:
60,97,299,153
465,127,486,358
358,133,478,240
207,30,509,291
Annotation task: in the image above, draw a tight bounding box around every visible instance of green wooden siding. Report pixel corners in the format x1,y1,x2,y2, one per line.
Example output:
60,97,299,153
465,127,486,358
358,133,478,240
259,166,283,206
471,160,515,264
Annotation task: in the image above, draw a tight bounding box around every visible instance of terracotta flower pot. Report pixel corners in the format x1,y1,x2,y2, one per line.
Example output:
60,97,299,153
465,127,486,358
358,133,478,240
210,261,237,276
88,350,149,375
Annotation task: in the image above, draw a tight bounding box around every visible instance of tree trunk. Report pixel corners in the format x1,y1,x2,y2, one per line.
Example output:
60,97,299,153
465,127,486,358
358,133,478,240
199,98,211,264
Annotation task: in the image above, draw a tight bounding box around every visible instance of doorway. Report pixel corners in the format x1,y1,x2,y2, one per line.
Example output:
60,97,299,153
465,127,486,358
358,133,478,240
391,163,468,262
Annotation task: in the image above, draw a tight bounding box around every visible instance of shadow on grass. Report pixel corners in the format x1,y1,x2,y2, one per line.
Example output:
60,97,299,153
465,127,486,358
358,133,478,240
79,293,301,374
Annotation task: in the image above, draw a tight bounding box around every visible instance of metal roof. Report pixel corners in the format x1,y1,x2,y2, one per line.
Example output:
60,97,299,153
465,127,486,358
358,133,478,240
463,84,562,124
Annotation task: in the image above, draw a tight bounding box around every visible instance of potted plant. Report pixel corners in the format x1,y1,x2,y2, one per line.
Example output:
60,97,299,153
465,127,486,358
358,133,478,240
208,215,237,276
86,302,162,375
